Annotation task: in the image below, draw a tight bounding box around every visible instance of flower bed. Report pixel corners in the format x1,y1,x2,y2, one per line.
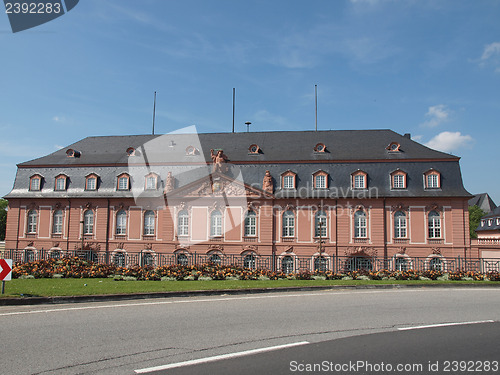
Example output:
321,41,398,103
10,257,500,282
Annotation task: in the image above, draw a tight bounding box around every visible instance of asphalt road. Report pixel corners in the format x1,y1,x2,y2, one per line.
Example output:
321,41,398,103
1,287,499,374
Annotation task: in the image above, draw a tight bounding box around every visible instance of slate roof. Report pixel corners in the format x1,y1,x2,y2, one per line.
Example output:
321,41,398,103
6,129,470,199
476,206,500,232
468,193,497,213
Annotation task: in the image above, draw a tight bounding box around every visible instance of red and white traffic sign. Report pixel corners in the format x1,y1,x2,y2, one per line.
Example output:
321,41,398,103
0,259,12,281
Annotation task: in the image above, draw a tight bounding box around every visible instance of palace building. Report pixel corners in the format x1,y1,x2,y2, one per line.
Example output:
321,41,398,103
4,129,474,271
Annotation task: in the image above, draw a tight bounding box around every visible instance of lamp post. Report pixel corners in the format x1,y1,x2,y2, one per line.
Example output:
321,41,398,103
80,220,84,253
318,220,324,272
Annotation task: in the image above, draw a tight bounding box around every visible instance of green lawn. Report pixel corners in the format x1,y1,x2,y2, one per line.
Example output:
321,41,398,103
1,278,497,298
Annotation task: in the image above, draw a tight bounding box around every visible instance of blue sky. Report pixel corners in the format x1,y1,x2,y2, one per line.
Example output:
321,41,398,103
1,0,499,202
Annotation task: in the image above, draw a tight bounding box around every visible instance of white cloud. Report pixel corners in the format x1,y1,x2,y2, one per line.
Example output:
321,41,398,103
52,116,66,123
479,42,500,73
420,104,451,127
425,131,473,153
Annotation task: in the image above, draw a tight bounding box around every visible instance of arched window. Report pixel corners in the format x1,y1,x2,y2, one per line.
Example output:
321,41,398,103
116,210,127,235
208,253,221,265
83,210,94,235
113,252,126,267
315,211,327,238
314,256,328,272
243,253,256,269
177,253,189,266
244,211,257,237
428,211,441,238
52,210,63,234
354,210,367,238
394,256,410,271
144,210,155,236
141,251,155,267
281,255,294,273
27,210,37,233
117,174,130,190
282,210,295,237
177,210,189,237
210,210,222,237
394,211,407,238
429,256,443,271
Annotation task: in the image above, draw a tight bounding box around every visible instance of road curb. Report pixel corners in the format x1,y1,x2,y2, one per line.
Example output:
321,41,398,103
2,283,500,306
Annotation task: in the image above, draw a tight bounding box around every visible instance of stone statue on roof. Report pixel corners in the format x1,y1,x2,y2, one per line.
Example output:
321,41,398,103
263,170,273,193
210,149,228,173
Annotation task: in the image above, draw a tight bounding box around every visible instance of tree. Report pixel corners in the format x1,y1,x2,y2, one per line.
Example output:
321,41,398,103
469,205,486,239
0,199,7,241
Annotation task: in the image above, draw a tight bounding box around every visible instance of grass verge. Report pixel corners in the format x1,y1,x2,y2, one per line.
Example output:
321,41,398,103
1,278,497,298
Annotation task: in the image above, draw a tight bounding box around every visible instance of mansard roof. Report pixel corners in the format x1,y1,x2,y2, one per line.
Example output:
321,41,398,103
6,129,470,199
18,129,457,167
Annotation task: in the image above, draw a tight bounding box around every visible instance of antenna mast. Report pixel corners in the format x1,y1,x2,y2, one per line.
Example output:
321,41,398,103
232,88,235,133
315,84,318,131
152,91,156,135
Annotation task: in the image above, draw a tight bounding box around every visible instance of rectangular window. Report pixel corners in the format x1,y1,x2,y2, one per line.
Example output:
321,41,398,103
55,177,66,191
53,212,63,234
393,175,405,189
244,215,257,237
30,178,40,191
315,175,326,189
354,175,365,189
283,175,294,189
118,177,129,190
146,176,157,190
427,174,439,188
178,215,189,237
86,177,96,191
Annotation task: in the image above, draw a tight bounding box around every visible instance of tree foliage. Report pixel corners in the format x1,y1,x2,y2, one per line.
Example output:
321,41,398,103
469,205,486,239
0,199,7,241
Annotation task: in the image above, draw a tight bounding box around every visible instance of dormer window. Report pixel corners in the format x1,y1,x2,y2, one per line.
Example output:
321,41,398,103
281,171,296,189
66,149,81,158
481,220,485,227
117,173,130,191
488,219,493,226
248,144,261,154
185,146,198,155
314,143,326,153
496,218,500,226
29,175,42,191
55,175,67,191
424,170,441,189
126,147,136,156
85,174,98,191
313,171,328,189
352,170,367,189
386,142,401,152
391,170,407,189
145,173,158,190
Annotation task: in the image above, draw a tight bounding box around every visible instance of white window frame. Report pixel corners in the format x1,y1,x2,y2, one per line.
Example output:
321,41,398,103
354,174,366,189
177,210,189,237
145,176,157,190
52,210,63,234
86,177,97,191
394,211,407,238
283,175,294,189
30,177,40,191
426,174,439,189
315,174,326,189
143,210,155,236
315,211,327,237
83,210,94,235
55,177,66,191
428,211,441,238
27,210,37,233
354,210,367,238
210,210,223,237
282,210,295,237
244,211,257,237
393,174,405,189
118,176,129,190
116,210,127,235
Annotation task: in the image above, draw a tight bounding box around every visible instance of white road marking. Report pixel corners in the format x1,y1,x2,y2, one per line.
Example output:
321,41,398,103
398,320,495,330
134,341,310,373
0,288,493,317
0,290,408,316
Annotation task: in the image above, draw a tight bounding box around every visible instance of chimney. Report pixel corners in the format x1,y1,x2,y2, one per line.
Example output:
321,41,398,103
403,133,411,139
